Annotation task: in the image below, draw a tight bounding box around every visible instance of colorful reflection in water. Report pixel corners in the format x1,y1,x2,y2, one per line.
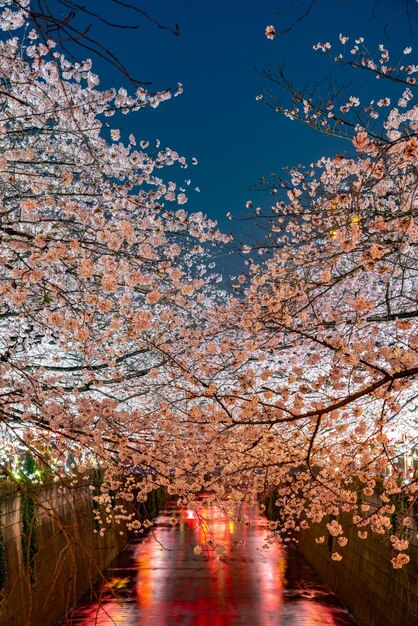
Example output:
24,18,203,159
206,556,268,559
62,498,358,626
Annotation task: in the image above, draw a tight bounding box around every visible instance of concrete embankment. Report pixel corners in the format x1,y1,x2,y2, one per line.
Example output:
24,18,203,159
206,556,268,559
265,492,418,626
0,479,165,626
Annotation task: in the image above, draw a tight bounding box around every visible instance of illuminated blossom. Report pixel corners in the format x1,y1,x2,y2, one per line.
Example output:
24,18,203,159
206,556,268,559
265,25,276,40
391,553,410,569
327,520,343,536
101,275,118,293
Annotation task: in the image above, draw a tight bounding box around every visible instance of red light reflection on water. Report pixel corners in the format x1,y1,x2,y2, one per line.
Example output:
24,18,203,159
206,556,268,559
132,499,284,626
63,499,358,626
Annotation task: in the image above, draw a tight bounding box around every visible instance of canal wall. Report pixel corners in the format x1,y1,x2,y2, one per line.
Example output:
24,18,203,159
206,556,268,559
298,512,417,626
265,492,417,626
0,478,165,626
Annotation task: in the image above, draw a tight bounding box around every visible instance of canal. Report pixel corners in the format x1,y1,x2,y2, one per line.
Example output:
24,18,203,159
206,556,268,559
60,496,359,625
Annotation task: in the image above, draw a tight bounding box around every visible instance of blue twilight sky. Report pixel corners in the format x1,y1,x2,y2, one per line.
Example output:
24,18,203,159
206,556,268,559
70,1,418,246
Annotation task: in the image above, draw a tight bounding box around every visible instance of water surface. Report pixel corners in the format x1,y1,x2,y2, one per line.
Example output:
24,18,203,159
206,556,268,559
61,497,358,625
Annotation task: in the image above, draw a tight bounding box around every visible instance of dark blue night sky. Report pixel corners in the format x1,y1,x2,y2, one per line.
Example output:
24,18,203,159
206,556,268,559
80,1,418,242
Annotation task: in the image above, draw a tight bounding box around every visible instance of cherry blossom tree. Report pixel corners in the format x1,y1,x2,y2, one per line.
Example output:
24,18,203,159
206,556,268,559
1,0,179,85
0,8,230,525
0,4,416,575
192,35,417,567
258,34,418,142
141,36,418,569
